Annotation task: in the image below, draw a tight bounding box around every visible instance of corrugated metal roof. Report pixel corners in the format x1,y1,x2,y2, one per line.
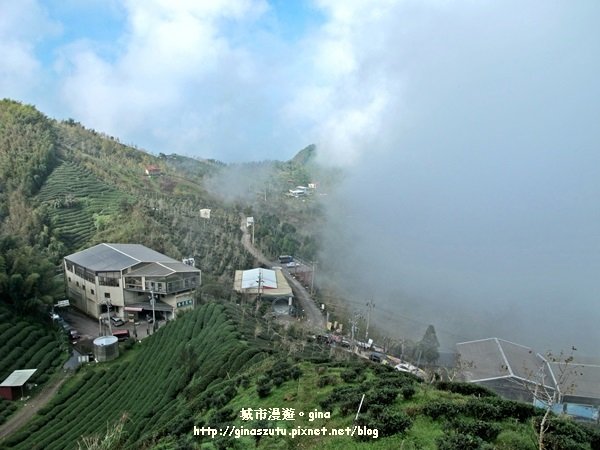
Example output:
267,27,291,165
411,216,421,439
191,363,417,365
552,362,600,400
233,268,293,297
457,338,511,381
457,338,555,389
65,243,179,272
240,268,277,289
0,369,37,387
125,262,200,277
499,339,554,385
160,262,200,273
126,263,173,277
106,244,178,263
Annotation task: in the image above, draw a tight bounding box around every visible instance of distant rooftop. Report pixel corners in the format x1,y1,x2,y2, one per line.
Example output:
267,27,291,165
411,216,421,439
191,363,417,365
233,268,292,297
65,243,180,272
240,268,278,290
552,362,600,401
457,337,556,389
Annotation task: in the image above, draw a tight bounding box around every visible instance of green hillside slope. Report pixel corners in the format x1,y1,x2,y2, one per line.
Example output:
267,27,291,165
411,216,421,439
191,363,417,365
1,303,266,449
37,161,128,251
3,300,599,450
0,306,68,427
1,100,599,449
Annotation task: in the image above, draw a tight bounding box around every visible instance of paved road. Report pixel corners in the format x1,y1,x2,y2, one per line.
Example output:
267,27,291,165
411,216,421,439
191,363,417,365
239,215,326,332
61,307,163,342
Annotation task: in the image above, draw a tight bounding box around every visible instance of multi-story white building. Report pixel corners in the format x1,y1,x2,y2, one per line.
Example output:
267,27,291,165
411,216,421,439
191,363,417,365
64,243,201,321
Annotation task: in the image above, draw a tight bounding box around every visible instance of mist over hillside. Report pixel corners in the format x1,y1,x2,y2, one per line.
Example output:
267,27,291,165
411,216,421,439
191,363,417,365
303,2,600,356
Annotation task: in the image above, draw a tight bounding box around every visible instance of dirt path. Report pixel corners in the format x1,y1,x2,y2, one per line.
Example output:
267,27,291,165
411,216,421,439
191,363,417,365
239,215,326,332
0,371,70,440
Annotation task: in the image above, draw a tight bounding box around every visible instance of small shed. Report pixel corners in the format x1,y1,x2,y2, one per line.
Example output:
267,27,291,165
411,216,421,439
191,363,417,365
0,369,37,401
145,165,161,176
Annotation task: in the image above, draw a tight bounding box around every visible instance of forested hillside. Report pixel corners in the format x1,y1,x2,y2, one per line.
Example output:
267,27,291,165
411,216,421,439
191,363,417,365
0,99,257,308
2,100,598,449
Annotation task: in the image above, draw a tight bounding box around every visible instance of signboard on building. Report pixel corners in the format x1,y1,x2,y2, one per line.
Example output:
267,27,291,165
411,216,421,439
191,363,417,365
176,299,193,308
56,299,70,308
246,217,254,227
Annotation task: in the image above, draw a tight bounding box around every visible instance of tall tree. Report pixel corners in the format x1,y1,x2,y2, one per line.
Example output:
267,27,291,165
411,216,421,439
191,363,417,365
418,324,440,364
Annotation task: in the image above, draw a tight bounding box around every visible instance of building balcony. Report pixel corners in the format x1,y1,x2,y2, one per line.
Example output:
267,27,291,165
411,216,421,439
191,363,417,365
124,279,198,295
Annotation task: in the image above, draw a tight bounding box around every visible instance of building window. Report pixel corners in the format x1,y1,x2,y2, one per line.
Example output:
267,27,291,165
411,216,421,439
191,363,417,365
98,271,120,287
76,282,79,287
84,269,95,283
104,293,111,299
91,289,95,295
68,277,71,282
74,265,85,278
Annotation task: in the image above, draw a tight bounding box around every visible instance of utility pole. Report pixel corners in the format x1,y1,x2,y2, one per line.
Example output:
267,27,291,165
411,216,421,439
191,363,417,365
365,300,375,343
150,290,156,332
255,270,263,313
349,312,361,353
246,217,255,245
105,299,113,336
310,261,317,296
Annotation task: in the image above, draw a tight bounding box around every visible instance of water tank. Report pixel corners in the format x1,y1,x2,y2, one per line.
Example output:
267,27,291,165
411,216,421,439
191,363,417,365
93,336,119,362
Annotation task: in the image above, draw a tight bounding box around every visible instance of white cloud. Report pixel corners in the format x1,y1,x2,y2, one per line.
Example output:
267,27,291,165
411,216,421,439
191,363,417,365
58,0,270,155
0,0,59,99
283,0,404,166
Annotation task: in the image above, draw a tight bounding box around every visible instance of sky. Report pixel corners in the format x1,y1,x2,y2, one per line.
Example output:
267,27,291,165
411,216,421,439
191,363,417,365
2,0,600,355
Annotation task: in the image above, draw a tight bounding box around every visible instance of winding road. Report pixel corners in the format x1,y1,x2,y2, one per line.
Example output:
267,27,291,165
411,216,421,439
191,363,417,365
239,215,326,332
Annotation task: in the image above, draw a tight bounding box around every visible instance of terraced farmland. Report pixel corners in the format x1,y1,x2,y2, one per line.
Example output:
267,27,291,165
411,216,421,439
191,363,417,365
37,161,128,250
0,307,67,425
2,303,266,450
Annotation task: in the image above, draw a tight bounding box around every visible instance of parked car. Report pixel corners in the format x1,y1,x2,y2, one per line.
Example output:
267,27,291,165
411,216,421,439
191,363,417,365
369,352,385,363
110,316,125,327
112,330,130,341
68,328,80,340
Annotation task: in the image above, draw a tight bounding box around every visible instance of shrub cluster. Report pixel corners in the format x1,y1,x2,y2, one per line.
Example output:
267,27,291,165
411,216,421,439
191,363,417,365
436,432,494,450
356,405,412,440
316,375,338,388
401,385,416,400
256,375,273,398
255,359,302,398
434,381,497,398
340,366,366,383
486,397,540,423
535,416,596,450
445,418,501,442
